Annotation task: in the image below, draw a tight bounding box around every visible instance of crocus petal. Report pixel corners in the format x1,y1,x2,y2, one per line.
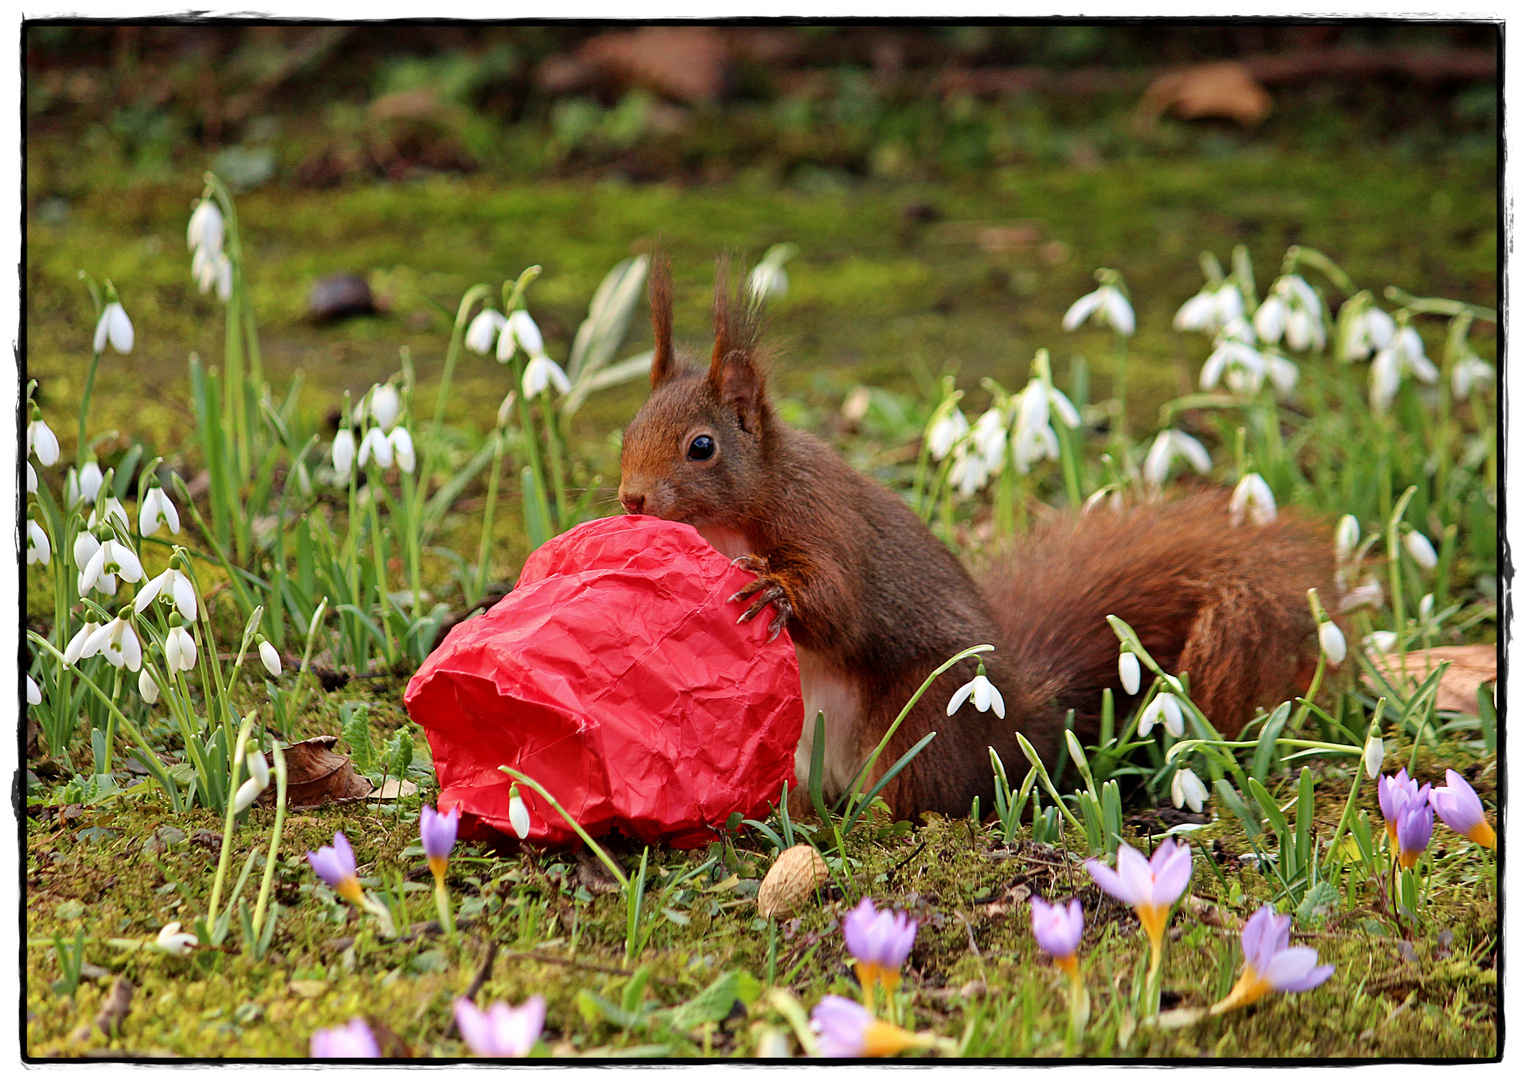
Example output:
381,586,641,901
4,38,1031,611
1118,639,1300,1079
1264,946,1332,992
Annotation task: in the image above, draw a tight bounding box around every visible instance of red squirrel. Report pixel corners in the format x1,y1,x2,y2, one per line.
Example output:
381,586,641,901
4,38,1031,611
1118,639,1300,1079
617,256,1338,820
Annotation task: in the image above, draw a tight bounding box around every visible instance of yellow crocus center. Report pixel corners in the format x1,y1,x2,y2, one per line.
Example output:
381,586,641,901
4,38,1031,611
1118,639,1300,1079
1398,848,1420,870
1467,821,1496,849
428,855,449,884
860,1020,928,1057
855,961,900,1012
1384,820,1398,846
1055,953,1079,979
1210,965,1274,1015
335,876,365,906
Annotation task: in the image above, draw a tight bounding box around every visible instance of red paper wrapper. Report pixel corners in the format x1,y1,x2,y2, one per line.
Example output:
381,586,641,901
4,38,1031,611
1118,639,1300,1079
404,515,803,849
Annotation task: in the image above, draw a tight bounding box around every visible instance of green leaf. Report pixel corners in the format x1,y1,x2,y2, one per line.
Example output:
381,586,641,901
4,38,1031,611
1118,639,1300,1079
1213,778,1261,839
1250,701,1293,786
340,703,375,773
662,971,745,1030
1246,776,1291,845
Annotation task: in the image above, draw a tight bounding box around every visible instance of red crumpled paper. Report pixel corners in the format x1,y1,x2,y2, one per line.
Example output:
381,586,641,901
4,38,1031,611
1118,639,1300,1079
404,515,803,849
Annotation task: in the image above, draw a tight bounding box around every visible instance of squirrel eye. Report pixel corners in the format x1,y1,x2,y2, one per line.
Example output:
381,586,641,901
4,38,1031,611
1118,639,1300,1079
687,434,716,461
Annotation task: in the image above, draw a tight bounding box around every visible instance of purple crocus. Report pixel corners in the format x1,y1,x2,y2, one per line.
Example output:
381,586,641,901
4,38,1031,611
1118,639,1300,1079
1210,904,1334,1014
809,994,926,1058
310,1017,381,1058
421,804,460,884
842,897,918,1003
453,995,546,1057
306,831,364,905
1030,896,1084,977
1085,839,1192,975
1429,769,1495,849
1377,769,1430,845
1396,800,1434,870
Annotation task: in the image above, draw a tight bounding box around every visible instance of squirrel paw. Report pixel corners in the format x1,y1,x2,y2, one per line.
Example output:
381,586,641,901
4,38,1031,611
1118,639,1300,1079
729,560,794,642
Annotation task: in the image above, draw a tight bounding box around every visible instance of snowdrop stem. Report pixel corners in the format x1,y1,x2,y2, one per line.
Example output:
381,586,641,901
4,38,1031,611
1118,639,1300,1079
473,430,508,606
418,285,493,544
1111,336,1130,441
97,666,124,774
207,713,256,928
76,348,103,472
505,353,555,538
366,477,399,663
541,400,570,529
1386,486,1417,653
251,740,288,939
1013,731,1088,836
498,767,630,890
1322,705,1387,872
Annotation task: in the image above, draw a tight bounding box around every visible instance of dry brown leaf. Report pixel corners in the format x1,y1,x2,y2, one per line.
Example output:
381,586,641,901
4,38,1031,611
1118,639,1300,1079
1364,644,1497,716
1139,61,1273,127
578,26,730,103
255,735,372,808
71,976,133,1042
369,777,419,800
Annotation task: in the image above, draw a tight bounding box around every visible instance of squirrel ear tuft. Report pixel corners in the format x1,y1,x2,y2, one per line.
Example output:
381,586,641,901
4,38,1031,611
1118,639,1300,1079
708,255,767,430
648,248,676,388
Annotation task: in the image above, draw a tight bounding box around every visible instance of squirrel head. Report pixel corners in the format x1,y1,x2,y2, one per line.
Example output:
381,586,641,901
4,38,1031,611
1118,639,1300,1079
619,254,773,528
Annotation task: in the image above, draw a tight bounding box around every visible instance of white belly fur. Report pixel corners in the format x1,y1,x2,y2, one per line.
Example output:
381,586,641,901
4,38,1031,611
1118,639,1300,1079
696,525,863,799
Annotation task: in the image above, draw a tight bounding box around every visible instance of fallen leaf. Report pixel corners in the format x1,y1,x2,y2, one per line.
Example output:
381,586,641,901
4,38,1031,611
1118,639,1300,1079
1138,61,1273,127
1363,644,1496,715
368,777,419,800
71,976,133,1042
256,736,373,808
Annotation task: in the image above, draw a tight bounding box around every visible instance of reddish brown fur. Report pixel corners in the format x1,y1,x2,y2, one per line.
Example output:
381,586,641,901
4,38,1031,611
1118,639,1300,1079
620,264,1339,821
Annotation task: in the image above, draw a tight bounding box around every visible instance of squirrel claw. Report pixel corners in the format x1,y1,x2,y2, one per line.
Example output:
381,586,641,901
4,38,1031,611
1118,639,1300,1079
733,579,793,639
731,553,769,574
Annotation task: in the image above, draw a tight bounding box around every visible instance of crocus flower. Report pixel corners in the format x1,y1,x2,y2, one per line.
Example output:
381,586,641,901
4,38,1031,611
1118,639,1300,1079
926,408,969,461
420,804,460,884
154,921,199,956
258,640,282,677
368,383,402,432
465,308,507,355
1030,896,1084,977
1229,473,1277,526
1396,801,1434,870
1210,904,1333,1014
1085,839,1192,975
453,995,545,1058
1142,429,1211,488
946,663,1005,719
1118,650,1141,695
1403,530,1438,571
139,484,181,536
1318,621,1347,665
810,995,928,1058
389,426,416,473
1428,769,1495,849
1377,768,1430,846
26,518,51,565
94,301,134,354
843,897,918,1005
1063,282,1135,336
1171,767,1208,813
310,1017,381,1058
307,831,365,905
1137,691,1184,738
135,566,198,622
332,429,356,480
28,413,60,466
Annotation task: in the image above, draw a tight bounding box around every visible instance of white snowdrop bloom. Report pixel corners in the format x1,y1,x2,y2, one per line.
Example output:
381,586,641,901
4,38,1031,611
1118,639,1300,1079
522,354,571,399
1264,353,1300,394
212,252,233,302
1119,650,1142,695
1451,356,1495,398
1363,730,1385,780
64,621,102,665
27,462,37,493
358,427,394,470
1334,515,1361,564
246,748,270,790
28,416,60,466
1142,429,1212,488
1418,593,1435,623
86,616,143,671
509,789,532,840
927,408,969,461
1253,294,1288,346
1083,484,1124,514
1012,419,1060,474
165,624,198,672
495,390,518,430
93,301,135,354
1009,378,1078,474
138,667,160,704
1171,767,1208,813
67,461,105,506
1229,473,1277,526
1338,576,1384,613
949,447,992,497
1318,621,1347,665
135,566,198,622
232,777,263,814
1175,282,1244,334
259,640,283,677
368,383,402,432
1336,303,1396,361
155,921,198,956
186,199,224,256
749,261,789,300
1063,284,1135,336
1138,691,1185,738
497,309,546,363
971,407,1008,474
947,668,1006,719
1364,630,1398,655
79,538,143,595
465,308,507,355
89,496,131,535
389,426,416,473
1199,336,1265,392
1403,530,1438,571
332,429,356,480
1369,327,1438,413
26,519,51,565
1256,275,1326,352
27,675,43,706
139,485,181,536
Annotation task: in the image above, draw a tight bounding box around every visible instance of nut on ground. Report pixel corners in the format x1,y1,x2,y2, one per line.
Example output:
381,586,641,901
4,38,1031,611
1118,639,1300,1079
756,844,828,919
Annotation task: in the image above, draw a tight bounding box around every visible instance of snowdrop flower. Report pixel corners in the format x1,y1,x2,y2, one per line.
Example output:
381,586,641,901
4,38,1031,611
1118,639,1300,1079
1428,769,1495,850
135,565,198,622
1011,377,1079,473
947,663,1005,719
64,621,102,665
1118,650,1142,695
1030,896,1085,975
138,667,160,704
947,447,992,497
1452,355,1495,398
138,483,181,536
1063,281,1135,337
926,407,969,461
367,383,402,432
1403,530,1438,570
1201,336,1299,396
1362,729,1385,780
79,537,144,595
164,623,198,672
332,429,356,481
232,776,264,814
1175,282,1245,334
358,427,394,470
85,614,143,671
1085,839,1193,974
810,995,929,1058
1138,691,1184,738
1369,327,1438,412
1229,473,1277,526
311,1018,381,1058
67,461,105,506
1171,767,1208,813
1318,621,1346,665
258,640,282,677
421,805,460,884
1142,429,1212,488
970,407,1009,475
28,412,60,466
26,518,51,565
1334,515,1361,565
1210,904,1333,1014
749,260,789,300
154,921,199,957
186,199,224,256
496,390,518,430
508,786,531,840
1365,630,1398,656
205,251,233,302
1335,301,1395,361
1254,275,1325,352
88,495,131,535
307,831,365,905
27,675,43,706
388,426,416,473
27,462,37,493
453,995,546,1058
465,308,507,355
521,354,571,399
843,897,918,1002
94,301,134,354
497,309,546,363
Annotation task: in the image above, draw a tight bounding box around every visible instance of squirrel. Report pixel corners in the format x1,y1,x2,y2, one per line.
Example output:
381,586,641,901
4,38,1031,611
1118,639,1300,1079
617,256,1340,820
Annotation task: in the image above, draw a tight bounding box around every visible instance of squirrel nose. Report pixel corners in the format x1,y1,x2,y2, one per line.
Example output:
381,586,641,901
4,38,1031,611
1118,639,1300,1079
619,491,645,515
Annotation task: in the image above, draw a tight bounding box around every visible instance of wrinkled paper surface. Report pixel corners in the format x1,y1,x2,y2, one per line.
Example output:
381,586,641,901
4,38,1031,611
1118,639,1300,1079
405,515,803,848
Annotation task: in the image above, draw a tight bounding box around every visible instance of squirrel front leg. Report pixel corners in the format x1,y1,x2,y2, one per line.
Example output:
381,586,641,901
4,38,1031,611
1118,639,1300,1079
729,554,795,642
